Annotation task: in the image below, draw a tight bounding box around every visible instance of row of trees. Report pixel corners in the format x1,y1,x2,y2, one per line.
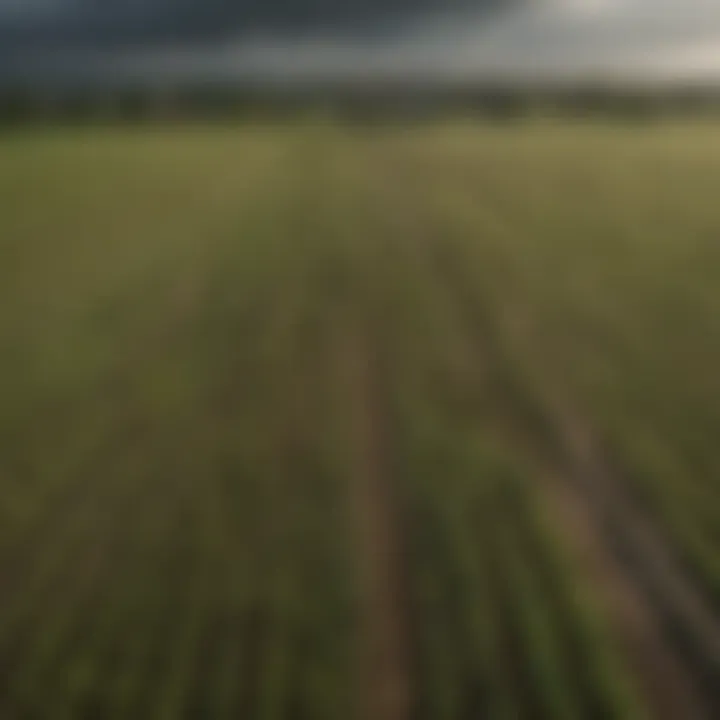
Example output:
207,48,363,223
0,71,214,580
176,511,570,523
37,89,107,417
1,82,720,125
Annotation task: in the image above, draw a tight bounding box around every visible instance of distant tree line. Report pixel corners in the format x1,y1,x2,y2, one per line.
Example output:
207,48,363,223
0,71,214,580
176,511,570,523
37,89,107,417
1,82,720,126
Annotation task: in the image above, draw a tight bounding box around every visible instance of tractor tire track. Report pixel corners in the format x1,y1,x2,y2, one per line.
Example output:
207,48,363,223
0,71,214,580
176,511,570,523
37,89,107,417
375,138,720,716
539,466,706,720
555,416,720,715
337,323,412,720
423,228,715,719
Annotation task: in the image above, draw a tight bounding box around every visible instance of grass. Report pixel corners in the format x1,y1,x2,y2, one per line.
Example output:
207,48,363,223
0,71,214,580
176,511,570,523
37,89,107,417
1,120,720,718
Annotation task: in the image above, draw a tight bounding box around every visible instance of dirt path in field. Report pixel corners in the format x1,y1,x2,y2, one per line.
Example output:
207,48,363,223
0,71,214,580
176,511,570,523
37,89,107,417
553,415,720,715
540,465,707,720
423,233,716,719
338,326,412,720
372,145,720,716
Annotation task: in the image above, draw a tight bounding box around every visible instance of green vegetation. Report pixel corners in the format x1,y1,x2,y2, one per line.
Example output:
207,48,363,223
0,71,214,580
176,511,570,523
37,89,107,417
1,121,720,718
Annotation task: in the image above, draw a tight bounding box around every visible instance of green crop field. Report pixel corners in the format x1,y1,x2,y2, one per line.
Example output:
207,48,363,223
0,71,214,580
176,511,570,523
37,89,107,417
2,121,720,719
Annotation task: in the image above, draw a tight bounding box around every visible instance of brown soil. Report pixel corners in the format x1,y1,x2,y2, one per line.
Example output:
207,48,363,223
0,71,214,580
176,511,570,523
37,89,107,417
339,328,412,720
552,413,720,716
423,228,714,719
541,465,707,720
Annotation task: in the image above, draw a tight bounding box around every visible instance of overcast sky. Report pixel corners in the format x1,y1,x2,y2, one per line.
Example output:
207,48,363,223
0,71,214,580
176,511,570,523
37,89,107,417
1,0,720,84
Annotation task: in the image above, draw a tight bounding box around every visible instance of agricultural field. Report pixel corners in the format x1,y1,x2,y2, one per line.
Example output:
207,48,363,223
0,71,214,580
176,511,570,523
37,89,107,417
2,121,720,719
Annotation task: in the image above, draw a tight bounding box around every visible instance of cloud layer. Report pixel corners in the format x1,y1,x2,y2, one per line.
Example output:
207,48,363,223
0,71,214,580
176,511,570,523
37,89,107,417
2,0,720,84
0,0,512,48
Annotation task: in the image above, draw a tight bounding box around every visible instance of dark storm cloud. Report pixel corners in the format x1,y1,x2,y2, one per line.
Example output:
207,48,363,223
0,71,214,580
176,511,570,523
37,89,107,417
0,0,517,50
87,1,720,83
1,0,720,84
